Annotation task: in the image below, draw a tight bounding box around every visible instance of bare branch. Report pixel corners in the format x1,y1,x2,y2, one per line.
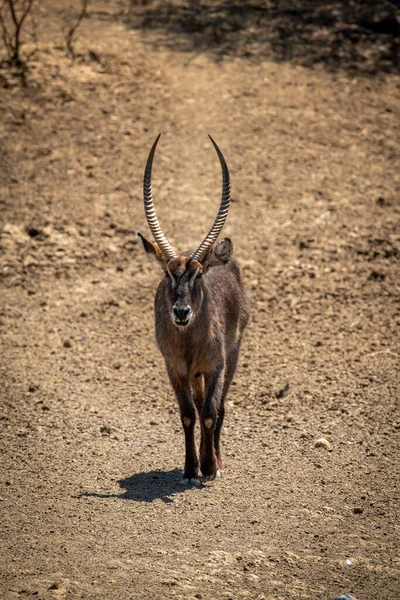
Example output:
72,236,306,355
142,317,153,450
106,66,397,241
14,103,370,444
0,0,36,65
0,5,13,52
65,0,89,58
18,0,35,30
7,0,19,29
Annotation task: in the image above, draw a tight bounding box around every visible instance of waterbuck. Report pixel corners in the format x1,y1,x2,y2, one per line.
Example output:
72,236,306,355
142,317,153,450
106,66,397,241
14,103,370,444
138,134,249,485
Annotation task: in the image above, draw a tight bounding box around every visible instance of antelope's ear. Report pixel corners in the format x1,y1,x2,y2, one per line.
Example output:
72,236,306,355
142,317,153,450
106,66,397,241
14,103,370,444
138,233,166,270
202,238,233,271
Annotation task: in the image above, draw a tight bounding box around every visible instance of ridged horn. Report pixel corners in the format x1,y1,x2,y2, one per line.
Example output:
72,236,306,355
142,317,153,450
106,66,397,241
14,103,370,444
143,133,177,261
191,135,231,262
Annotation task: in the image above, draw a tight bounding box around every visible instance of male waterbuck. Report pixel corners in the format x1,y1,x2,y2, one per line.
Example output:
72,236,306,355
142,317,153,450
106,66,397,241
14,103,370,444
139,134,249,485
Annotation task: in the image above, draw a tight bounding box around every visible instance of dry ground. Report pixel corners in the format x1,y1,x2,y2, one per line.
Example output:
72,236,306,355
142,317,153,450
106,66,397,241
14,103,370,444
1,2,400,599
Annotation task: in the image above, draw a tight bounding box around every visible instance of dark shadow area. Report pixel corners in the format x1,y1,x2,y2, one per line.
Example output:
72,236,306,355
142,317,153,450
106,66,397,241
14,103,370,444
125,0,400,75
79,468,204,503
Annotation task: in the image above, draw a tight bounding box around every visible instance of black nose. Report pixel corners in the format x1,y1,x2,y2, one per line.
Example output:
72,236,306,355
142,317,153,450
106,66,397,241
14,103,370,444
173,305,191,323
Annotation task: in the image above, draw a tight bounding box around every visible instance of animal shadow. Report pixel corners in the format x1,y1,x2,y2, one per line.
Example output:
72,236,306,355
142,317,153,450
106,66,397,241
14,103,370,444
80,468,204,503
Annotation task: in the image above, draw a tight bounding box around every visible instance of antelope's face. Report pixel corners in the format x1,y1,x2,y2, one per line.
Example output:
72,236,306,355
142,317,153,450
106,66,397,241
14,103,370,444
165,257,203,328
138,133,233,329
139,236,233,329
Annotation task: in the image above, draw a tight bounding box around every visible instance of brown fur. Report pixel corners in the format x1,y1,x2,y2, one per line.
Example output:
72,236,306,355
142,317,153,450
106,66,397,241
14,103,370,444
140,235,249,480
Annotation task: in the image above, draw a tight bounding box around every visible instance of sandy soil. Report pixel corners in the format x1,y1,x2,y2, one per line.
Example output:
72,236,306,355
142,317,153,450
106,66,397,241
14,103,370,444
1,2,399,599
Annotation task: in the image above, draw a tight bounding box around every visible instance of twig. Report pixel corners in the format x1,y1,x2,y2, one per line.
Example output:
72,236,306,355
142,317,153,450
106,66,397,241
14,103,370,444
365,349,400,359
0,6,13,51
65,0,89,58
0,0,35,66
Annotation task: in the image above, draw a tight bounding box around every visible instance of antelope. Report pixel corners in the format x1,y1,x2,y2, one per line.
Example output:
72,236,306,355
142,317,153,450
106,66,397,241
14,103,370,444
138,134,249,485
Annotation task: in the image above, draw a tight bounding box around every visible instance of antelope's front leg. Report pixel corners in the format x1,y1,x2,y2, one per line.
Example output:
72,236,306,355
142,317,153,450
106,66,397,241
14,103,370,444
201,366,224,479
167,369,199,484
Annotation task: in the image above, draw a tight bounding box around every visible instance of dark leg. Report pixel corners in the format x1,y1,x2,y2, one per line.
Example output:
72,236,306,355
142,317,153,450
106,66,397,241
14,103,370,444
200,365,224,478
213,402,225,469
214,339,242,470
167,367,199,483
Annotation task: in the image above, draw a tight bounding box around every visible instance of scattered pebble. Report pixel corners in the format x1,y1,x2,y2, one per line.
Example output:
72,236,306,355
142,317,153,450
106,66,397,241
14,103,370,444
100,425,112,436
276,383,290,399
314,438,331,449
376,196,388,206
63,340,72,348
353,506,364,514
48,583,59,590
369,270,385,281
26,226,41,238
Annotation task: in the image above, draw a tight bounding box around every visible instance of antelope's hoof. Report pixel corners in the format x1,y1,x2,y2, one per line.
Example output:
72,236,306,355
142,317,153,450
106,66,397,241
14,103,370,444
181,478,201,487
204,470,221,482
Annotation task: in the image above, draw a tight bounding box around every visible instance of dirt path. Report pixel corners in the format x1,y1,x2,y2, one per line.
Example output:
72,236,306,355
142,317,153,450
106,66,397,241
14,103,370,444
1,2,399,599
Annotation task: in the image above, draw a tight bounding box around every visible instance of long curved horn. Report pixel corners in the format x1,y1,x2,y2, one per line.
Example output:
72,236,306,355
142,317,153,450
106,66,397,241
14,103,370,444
143,133,178,261
191,135,231,263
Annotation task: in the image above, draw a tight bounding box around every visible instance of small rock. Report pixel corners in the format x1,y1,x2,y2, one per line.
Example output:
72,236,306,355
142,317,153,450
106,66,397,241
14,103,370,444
353,506,364,514
2,223,29,244
48,583,59,590
88,49,100,62
26,226,41,238
276,383,290,399
368,270,385,281
314,438,331,450
63,340,72,348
